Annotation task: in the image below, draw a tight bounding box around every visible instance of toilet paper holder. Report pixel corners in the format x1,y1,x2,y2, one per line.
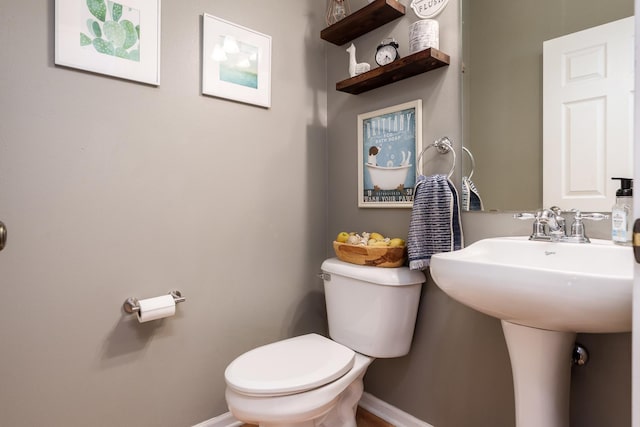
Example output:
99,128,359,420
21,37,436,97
123,290,186,314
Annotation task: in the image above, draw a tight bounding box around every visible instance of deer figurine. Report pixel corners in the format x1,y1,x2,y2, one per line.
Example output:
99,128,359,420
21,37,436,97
346,43,370,77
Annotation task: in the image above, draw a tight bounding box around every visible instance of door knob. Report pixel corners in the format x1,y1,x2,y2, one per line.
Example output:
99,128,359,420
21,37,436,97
0,220,5,251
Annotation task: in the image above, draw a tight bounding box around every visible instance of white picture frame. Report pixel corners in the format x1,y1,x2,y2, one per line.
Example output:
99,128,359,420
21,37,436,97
358,100,423,208
55,0,161,85
202,14,272,108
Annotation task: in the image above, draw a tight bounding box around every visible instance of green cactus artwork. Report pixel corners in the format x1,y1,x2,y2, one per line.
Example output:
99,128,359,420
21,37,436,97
80,0,140,62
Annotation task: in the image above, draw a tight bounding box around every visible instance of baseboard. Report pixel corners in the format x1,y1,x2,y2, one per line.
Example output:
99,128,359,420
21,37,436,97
359,392,435,427
194,393,435,427
192,411,243,427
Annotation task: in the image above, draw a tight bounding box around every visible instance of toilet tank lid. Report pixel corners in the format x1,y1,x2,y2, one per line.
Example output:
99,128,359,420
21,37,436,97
224,334,355,397
321,258,426,286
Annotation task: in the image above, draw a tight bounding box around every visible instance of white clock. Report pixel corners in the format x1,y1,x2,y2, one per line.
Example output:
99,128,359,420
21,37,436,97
375,38,400,66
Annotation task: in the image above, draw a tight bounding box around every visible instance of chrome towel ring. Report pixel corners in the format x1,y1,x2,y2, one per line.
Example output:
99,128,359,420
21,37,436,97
462,146,476,179
416,136,456,178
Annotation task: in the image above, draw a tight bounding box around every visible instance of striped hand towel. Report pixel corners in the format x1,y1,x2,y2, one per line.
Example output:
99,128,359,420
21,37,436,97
462,175,484,211
407,174,464,270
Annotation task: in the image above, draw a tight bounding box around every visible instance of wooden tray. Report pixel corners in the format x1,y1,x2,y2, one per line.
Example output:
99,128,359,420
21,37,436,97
333,241,406,268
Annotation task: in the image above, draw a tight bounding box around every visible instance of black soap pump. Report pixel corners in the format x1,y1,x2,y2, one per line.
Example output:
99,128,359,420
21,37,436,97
611,177,633,245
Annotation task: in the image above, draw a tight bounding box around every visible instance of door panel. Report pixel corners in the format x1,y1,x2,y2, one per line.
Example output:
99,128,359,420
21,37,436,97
544,16,634,211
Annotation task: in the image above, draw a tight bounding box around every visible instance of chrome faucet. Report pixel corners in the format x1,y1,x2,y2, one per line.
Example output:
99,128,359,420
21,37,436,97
514,207,565,241
514,208,608,243
539,207,566,239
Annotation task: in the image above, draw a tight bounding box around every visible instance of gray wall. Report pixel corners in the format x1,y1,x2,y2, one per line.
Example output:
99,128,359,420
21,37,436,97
0,1,630,426
0,1,327,426
327,1,631,427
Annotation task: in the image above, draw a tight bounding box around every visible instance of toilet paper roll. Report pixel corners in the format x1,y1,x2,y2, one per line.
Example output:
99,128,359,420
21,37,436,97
137,294,176,323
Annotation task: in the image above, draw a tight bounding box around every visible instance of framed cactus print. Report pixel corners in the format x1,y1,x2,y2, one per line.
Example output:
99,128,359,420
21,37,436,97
55,0,161,85
202,14,272,108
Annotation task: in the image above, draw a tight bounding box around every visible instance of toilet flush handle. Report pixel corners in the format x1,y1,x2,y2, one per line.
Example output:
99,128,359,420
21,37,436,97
317,272,331,281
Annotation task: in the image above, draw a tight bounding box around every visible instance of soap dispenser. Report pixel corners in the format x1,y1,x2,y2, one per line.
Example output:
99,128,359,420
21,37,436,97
611,177,633,245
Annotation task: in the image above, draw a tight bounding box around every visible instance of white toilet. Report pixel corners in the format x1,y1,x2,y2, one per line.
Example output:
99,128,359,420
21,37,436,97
224,257,426,427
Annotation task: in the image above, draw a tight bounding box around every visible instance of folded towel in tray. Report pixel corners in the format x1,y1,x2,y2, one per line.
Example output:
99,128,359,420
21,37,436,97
407,174,464,270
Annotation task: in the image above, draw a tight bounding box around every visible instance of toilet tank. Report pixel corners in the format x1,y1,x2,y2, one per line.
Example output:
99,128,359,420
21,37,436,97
320,258,426,358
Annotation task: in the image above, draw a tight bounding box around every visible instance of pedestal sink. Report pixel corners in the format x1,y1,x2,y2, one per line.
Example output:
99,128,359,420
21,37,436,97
430,236,633,427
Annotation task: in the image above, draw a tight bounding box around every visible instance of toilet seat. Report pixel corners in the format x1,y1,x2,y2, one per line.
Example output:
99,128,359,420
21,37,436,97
224,334,355,397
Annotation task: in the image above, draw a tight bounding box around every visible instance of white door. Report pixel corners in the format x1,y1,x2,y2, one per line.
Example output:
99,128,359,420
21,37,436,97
543,17,634,212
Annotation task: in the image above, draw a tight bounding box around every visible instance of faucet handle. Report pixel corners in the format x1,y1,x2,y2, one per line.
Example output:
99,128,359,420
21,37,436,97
513,212,537,220
581,213,609,221
514,212,549,241
565,211,609,243
571,210,609,221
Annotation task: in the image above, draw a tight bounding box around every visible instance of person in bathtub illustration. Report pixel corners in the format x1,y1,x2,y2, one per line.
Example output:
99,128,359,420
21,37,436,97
367,146,380,166
365,147,413,193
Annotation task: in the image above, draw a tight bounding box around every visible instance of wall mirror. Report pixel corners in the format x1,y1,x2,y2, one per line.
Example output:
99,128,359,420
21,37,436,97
461,0,634,212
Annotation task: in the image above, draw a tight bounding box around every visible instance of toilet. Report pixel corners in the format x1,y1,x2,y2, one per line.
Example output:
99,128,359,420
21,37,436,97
224,257,425,427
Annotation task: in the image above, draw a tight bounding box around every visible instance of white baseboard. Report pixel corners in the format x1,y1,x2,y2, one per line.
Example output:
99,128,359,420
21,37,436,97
192,411,243,427
194,393,435,427
359,392,435,427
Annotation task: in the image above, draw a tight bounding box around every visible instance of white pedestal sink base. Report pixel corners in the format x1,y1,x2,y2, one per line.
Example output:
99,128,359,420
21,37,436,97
430,238,632,427
502,321,576,427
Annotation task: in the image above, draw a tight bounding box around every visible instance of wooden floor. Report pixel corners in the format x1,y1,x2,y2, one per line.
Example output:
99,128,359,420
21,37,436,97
355,407,394,427
241,406,394,427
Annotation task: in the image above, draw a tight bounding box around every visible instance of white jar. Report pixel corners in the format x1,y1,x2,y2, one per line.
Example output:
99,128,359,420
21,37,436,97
409,19,439,53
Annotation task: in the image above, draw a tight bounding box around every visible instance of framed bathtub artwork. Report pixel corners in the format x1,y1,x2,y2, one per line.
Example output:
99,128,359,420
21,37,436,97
202,14,272,108
357,100,423,208
55,0,161,85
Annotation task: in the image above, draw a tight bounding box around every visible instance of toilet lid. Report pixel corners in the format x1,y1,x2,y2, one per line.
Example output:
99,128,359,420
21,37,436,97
225,333,356,397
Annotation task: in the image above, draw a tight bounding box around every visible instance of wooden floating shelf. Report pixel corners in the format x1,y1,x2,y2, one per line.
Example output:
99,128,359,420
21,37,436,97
336,48,451,94
321,0,405,46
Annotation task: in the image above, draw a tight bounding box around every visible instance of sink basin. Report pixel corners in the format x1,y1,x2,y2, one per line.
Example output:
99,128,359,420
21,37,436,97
430,236,632,333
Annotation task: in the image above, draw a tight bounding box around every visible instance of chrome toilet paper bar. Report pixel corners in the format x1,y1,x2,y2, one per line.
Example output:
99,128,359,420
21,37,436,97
123,290,186,314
